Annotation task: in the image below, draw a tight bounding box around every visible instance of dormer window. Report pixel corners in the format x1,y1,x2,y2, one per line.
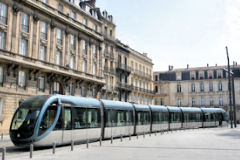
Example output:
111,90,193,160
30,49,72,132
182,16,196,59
191,74,195,80
83,18,87,26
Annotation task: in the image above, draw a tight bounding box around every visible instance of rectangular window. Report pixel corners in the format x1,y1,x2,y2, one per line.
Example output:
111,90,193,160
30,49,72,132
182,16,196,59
53,82,60,94
191,83,195,92
219,97,223,106
21,12,29,33
218,82,222,91
73,108,86,129
40,45,46,61
93,45,97,58
58,4,63,12
69,0,75,4
40,21,47,40
177,84,181,93
200,83,204,92
83,18,87,26
93,63,96,75
70,34,75,50
201,97,205,106
93,24,97,31
20,39,27,56
69,82,74,96
0,31,5,49
71,11,76,19
70,55,74,69
82,60,86,72
56,51,61,65
81,86,86,97
38,76,45,92
18,71,26,89
64,108,72,130
56,28,62,45
82,40,86,55
0,98,2,121
0,66,3,86
192,98,195,107
42,0,48,4
0,3,7,25
209,83,213,92
210,98,214,106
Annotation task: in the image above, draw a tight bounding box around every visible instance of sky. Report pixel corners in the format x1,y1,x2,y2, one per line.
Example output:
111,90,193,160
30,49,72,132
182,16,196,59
96,0,240,71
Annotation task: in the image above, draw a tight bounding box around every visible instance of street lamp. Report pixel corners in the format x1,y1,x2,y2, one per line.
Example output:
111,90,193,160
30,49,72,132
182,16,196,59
222,67,237,128
225,46,236,128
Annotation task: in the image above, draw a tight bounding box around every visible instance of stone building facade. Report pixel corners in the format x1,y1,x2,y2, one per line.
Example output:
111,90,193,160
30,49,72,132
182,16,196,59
154,64,240,122
0,0,154,133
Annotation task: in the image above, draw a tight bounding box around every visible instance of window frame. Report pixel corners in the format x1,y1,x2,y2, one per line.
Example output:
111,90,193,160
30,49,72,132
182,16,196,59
21,12,29,33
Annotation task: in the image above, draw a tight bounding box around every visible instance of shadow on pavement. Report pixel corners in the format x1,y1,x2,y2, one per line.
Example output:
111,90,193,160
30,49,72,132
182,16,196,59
217,130,240,139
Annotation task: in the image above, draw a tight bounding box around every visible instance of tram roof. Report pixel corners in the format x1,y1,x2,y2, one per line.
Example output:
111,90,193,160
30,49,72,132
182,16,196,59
201,107,224,113
167,106,181,112
101,100,133,110
149,105,168,112
134,104,150,111
180,107,202,113
53,95,101,108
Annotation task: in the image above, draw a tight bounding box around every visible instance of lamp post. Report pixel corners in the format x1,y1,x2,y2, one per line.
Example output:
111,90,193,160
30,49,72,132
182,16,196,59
226,46,233,128
232,74,237,128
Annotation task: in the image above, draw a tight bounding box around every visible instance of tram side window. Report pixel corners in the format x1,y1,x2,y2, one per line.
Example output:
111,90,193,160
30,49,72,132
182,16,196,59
64,108,72,130
153,112,160,124
160,112,169,122
184,113,189,122
73,107,86,129
87,108,99,128
126,111,133,126
171,112,180,123
105,110,111,127
137,111,150,125
39,105,58,135
204,113,211,122
117,110,125,126
210,113,215,121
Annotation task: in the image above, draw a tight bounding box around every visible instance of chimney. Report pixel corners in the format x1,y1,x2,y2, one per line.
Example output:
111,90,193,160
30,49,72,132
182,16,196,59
85,0,96,8
187,64,189,69
207,63,209,67
168,65,173,71
143,53,148,57
215,64,217,67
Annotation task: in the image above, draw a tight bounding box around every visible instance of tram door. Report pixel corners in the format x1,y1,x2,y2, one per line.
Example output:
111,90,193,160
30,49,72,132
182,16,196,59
62,106,73,143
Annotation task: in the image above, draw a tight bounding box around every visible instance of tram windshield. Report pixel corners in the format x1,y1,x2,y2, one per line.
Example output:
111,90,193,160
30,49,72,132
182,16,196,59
10,95,50,139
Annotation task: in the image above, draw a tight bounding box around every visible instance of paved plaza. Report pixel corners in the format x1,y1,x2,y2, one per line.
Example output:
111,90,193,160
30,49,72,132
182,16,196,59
1,127,240,160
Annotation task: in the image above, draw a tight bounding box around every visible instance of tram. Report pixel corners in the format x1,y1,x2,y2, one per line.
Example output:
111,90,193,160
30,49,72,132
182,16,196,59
9,95,228,146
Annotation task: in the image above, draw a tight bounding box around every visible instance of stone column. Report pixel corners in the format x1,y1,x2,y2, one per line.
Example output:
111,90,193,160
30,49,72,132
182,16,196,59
64,29,69,67
6,5,13,51
10,5,20,53
31,14,39,59
49,21,56,63
28,16,33,57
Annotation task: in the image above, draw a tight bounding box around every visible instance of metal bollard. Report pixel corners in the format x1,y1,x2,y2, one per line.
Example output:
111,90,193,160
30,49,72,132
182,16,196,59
136,134,138,139
2,147,6,160
120,135,123,142
71,140,74,151
143,133,145,138
99,137,102,146
149,133,151,137
53,142,56,154
129,135,131,141
155,132,157,136
111,136,113,144
1,133,3,140
86,139,89,149
30,144,34,159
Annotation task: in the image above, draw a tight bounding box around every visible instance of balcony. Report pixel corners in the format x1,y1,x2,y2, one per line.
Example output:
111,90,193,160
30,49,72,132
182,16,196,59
116,63,131,73
102,84,115,92
132,85,154,94
117,82,133,91
134,70,152,79
21,24,29,33
103,66,115,75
